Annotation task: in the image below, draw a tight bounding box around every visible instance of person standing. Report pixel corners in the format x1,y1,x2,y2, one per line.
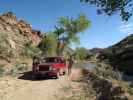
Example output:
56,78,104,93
68,55,73,75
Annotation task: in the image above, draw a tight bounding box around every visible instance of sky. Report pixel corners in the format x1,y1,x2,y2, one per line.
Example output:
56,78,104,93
0,0,133,49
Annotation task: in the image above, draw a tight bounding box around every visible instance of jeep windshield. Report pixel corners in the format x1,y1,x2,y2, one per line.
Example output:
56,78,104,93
42,57,64,63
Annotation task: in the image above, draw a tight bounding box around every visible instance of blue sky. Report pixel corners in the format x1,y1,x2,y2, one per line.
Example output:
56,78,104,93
0,0,133,49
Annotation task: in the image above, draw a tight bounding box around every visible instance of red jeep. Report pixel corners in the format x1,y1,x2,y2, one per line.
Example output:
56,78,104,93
32,57,67,79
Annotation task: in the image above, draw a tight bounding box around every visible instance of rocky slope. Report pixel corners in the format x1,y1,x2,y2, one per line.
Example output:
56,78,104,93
0,12,42,44
99,34,133,74
0,12,42,66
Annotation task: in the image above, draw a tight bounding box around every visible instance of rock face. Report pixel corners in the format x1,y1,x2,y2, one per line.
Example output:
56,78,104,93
0,12,42,63
1,12,17,25
0,12,42,44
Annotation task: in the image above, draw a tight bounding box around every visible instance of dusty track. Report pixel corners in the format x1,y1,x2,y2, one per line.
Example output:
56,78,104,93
0,73,70,100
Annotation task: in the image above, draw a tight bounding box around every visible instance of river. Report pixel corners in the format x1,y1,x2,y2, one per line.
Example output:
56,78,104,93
75,61,133,82
74,61,97,70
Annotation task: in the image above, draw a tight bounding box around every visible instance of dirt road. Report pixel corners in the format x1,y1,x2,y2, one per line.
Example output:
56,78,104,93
0,74,70,100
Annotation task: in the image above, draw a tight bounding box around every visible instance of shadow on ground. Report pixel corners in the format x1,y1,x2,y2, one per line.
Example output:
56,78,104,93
18,71,56,81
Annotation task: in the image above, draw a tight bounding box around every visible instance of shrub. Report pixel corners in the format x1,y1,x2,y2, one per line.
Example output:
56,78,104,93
10,63,28,77
74,47,88,61
112,80,133,95
0,33,15,60
22,41,41,58
0,64,5,77
93,62,122,80
58,83,95,100
38,33,57,56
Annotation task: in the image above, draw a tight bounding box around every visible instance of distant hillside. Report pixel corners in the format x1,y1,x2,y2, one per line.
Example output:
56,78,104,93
101,34,133,74
89,48,103,54
0,12,42,66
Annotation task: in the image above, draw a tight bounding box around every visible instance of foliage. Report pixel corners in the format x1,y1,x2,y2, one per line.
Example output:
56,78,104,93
56,14,90,44
120,81,133,95
38,14,90,56
101,48,114,60
0,64,5,77
38,32,58,56
10,63,28,77
93,62,123,80
0,33,15,60
99,35,133,74
53,14,90,55
74,47,88,60
81,0,133,21
22,41,41,58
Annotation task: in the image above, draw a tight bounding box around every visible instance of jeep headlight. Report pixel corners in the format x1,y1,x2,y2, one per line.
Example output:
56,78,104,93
52,67,56,71
49,66,53,70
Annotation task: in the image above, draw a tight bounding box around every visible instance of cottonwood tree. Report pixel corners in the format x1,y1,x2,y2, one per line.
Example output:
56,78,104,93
54,14,91,55
39,14,90,57
38,33,58,56
81,0,133,21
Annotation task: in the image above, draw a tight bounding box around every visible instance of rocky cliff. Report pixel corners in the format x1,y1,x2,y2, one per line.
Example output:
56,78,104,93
0,12,42,44
0,12,42,65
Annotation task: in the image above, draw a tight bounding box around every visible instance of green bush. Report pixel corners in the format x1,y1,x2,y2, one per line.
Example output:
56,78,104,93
22,41,41,58
0,64,5,77
93,63,122,80
0,33,15,60
128,83,133,95
74,47,88,61
38,33,57,56
10,63,28,77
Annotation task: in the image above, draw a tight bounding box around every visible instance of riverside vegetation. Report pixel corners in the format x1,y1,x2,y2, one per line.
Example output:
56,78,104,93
57,62,133,100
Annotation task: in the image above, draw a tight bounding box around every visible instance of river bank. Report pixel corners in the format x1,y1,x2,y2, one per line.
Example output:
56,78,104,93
73,61,133,100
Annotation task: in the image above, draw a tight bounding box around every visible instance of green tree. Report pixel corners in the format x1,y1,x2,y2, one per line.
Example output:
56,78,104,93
54,14,90,55
38,32,58,56
38,14,90,57
22,41,41,58
74,47,88,60
81,0,133,21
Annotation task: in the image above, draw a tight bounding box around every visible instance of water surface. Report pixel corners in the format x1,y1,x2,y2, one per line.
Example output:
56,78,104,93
74,61,96,71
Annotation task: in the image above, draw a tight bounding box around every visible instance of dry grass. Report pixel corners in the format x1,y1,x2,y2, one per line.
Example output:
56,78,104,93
56,68,96,100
